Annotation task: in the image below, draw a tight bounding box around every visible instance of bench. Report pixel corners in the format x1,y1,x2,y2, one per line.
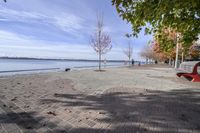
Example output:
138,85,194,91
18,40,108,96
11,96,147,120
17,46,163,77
176,61,200,82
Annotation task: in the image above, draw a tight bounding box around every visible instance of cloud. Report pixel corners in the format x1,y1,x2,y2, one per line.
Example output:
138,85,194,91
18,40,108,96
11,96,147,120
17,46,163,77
0,30,131,60
0,30,35,44
0,0,152,61
0,8,84,35
0,8,46,22
53,13,84,32
0,30,121,59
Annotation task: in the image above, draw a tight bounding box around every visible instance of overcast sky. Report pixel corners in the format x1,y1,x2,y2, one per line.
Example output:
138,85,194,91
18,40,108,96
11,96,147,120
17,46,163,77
0,0,152,60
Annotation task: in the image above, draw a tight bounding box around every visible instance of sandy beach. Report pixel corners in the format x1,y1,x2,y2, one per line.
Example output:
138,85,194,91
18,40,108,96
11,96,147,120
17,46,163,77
0,65,200,133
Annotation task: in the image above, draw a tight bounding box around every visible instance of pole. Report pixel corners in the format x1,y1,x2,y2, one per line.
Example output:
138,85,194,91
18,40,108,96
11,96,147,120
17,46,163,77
181,51,184,63
175,33,179,69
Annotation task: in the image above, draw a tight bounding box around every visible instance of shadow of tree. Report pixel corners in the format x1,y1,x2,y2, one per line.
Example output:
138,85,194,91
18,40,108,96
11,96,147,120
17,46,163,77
0,100,69,133
40,88,200,133
1,88,200,133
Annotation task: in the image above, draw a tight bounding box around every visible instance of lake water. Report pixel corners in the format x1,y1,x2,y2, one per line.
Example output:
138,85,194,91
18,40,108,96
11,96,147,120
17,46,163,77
0,58,127,76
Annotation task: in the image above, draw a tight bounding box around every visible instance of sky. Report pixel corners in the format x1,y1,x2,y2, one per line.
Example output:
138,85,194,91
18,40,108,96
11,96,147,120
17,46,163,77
0,0,152,60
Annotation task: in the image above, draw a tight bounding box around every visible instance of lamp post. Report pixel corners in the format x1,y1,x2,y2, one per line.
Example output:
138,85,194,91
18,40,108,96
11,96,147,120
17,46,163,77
181,48,184,63
175,33,179,69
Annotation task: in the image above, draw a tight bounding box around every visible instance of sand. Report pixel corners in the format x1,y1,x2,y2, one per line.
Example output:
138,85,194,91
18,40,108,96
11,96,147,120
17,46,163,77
0,65,200,133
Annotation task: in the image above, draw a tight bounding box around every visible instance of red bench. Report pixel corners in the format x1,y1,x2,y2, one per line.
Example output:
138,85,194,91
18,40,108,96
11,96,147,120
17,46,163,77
176,61,200,82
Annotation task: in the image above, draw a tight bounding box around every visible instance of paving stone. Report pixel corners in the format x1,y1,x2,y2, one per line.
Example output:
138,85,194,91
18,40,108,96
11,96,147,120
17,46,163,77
0,124,7,133
1,123,22,133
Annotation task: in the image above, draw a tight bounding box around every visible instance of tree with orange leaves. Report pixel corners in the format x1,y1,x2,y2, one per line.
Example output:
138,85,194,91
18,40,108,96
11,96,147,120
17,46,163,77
189,42,200,60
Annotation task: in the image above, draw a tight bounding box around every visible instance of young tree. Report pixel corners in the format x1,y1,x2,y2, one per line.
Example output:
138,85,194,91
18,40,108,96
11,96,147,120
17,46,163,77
140,45,155,64
123,41,133,66
90,14,112,71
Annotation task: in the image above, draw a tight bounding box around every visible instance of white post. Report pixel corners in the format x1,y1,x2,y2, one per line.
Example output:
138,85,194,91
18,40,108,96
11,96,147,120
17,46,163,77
169,58,171,65
175,34,179,69
181,51,184,63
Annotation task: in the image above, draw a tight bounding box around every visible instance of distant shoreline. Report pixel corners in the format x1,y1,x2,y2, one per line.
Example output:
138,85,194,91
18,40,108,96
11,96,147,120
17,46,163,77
0,57,128,63
0,68,60,73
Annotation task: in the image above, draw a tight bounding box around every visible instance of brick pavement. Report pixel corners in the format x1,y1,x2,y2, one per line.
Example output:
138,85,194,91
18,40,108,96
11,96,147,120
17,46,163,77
0,67,200,133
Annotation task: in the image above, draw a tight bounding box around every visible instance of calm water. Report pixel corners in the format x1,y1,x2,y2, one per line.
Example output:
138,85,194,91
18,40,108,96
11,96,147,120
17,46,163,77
0,58,126,75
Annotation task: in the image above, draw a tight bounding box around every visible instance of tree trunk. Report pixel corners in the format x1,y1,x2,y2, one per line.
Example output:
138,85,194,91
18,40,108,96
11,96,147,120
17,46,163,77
181,52,184,63
173,60,175,67
99,51,101,70
169,58,171,65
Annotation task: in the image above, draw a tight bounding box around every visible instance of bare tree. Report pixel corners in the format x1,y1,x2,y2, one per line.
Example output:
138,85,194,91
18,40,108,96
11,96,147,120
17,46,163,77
140,46,151,64
140,45,158,64
123,41,133,66
90,13,112,71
